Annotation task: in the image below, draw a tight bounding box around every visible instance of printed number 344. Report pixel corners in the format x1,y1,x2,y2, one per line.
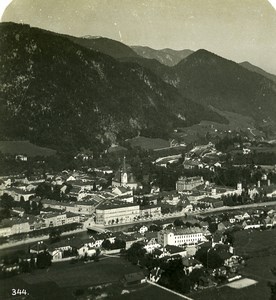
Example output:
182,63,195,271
12,289,28,296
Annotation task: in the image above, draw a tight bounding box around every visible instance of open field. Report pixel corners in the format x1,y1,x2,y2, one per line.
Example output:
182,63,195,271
21,257,140,287
190,280,271,300
115,283,184,300
0,257,142,300
0,141,56,157
190,229,276,300
190,256,276,300
241,255,276,282
233,228,276,257
0,278,74,300
127,136,170,150
174,109,265,144
226,278,257,289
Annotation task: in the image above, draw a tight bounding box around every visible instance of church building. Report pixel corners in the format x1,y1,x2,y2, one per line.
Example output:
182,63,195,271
112,156,140,190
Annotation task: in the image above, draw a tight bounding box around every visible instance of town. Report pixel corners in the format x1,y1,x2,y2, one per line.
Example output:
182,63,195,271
0,136,276,299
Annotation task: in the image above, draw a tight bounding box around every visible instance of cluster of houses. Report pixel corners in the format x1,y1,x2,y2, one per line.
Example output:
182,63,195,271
0,153,275,241
0,211,81,237
216,209,276,231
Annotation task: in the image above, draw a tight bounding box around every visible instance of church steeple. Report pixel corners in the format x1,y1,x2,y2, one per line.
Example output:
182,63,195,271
123,156,126,173
121,156,128,185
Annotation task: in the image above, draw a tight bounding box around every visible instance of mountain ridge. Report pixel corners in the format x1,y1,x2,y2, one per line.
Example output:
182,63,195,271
131,45,194,66
0,22,226,153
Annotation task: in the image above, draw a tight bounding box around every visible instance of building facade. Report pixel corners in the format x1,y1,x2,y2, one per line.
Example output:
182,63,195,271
96,202,140,225
176,176,204,191
158,227,204,247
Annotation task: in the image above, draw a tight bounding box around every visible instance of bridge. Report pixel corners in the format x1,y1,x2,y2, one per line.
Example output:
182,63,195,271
86,225,110,233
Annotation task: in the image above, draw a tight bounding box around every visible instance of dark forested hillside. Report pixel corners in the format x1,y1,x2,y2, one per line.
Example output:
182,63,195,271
124,49,276,134
0,23,225,153
66,35,139,59
173,49,276,127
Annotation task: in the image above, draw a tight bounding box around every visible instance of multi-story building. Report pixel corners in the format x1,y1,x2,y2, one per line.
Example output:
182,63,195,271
176,176,204,192
140,205,161,218
0,218,30,236
43,213,67,227
158,227,204,247
95,202,140,225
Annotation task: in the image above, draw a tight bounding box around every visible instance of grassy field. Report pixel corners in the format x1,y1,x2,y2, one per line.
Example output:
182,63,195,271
189,229,276,300
0,141,56,157
190,255,276,300
0,257,142,300
127,136,170,150
114,283,184,300
190,280,271,300
233,228,276,257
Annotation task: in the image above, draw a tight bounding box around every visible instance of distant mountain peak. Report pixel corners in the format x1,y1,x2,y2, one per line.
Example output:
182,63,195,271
81,35,102,39
131,46,194,66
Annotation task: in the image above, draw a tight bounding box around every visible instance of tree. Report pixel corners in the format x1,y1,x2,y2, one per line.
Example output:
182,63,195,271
31,201,38,213
174,219,184,227
49,228,61,244
159,258,191,294
102,239,112,250
189,268,206,285
0,193,15,209
36,251,52,269
195,247,224,269
126,242,146,265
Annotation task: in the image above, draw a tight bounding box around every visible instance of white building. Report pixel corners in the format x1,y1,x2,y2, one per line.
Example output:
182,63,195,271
158,227,204,247
95,202,140,225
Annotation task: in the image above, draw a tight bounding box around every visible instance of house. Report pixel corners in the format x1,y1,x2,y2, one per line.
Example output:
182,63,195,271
0,218,30,236
94,166,113,175
242,212,251,219
77,245,96,257
198,197,224,209
112,186,133,197
242,220,262,230
214,162,222,168
4,187,35,201
122,272,146,286
11,207,25,217
29,241,48,254
217,221,231,232
182,257,203,275
163,245,187,257
264,216,276,227
144,238,161,253
139,225,148,235
48,242,73,260
176,176,204,192
211,245,233,265
224,255,242,271
16,154,28,161
123,233,144,250
140,205,161,218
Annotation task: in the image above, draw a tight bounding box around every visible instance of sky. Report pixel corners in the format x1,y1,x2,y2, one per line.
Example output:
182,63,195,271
1,0,276,74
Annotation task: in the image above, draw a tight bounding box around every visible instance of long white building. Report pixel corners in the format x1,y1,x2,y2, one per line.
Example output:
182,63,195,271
95,201,140,225
158,227,204,247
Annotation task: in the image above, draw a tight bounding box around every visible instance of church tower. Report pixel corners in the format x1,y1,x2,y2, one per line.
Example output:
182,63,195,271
121,156,128,185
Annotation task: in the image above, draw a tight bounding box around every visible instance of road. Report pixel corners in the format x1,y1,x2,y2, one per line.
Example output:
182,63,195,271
1,200,276,254
198,200,276,215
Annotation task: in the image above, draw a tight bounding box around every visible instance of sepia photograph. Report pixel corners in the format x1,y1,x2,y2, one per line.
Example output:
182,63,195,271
0,0,276,299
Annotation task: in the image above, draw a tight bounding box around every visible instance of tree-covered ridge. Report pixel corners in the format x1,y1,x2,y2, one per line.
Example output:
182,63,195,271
0,22,226,152
122,49,276,134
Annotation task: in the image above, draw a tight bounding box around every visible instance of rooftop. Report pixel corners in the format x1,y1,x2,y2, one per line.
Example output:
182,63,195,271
97,201,139,210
